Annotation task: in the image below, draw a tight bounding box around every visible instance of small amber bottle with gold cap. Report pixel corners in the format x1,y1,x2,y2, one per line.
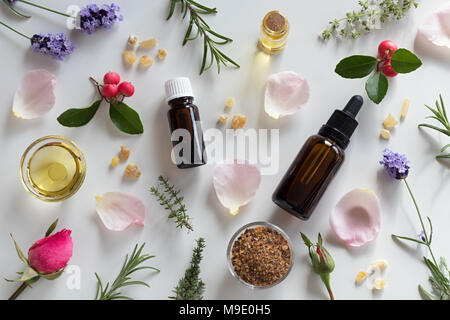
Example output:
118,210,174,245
258,10,289,54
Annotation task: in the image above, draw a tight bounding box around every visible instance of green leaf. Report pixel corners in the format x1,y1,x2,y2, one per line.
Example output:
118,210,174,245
10,234,28,264
109,102,144,135
419,285,439,300
45,219,59,237
57,100,101,127
365,72,388,104
335,55,377,79
300,232,313,248
391,48,422,74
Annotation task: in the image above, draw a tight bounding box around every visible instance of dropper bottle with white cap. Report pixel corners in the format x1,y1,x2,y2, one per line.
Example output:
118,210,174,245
164,77,207,169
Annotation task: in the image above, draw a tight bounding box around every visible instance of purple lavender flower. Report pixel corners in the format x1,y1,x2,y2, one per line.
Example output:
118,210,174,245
379,148,410,180
418,231,426,243
30,33,75,60
78,3,123,34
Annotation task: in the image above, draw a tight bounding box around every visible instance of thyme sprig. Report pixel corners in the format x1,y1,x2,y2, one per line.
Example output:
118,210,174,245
150,176,194,232
170,238,206,300
167,0,239,74
419,94,450,159
94,243,159,300
321,0,418,40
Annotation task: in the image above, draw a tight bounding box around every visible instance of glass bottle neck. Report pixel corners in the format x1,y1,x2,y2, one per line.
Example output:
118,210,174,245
168,96,194,109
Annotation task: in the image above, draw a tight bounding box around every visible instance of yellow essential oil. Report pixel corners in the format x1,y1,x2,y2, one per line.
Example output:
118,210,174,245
258,11,289,55
20,136,86,202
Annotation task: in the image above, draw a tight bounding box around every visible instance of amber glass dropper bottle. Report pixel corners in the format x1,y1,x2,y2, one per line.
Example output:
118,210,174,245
165,77,207,169
272,95,364,220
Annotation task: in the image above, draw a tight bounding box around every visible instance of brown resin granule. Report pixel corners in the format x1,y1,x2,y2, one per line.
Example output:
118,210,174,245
231,226,291,287
266,12,286,32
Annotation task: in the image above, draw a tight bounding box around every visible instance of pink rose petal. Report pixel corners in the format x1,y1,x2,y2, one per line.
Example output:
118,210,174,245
330,189,381,247
264,71,310,119
418,3,450,49
213,160,261,215
95,192,145,231
13,69,56,119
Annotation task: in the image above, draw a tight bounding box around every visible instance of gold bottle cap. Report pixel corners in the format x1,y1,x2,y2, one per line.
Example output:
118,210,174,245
263,11,288,33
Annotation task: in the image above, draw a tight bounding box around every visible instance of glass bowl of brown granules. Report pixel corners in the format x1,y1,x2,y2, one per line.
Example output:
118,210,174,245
227,221,293,289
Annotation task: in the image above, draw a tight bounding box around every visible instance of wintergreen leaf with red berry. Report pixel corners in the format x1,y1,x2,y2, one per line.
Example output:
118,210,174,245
334,40,422,104
57,73,143,135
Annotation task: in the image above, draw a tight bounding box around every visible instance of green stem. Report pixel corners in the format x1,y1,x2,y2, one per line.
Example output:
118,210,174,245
403,179,438,266
17,0,74,18
0,20,30,39
320,273,334,300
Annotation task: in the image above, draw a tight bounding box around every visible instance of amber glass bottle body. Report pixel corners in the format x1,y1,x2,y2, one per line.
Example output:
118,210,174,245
167,97,207,169
272,135,345,220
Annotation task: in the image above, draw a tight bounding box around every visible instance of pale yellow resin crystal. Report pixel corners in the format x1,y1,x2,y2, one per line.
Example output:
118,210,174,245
157,49,168,60
355,271,368,283
401,99,410,120
218,114,229,123
139,55,154,67
383,113,398,130
139,38,158,48
123,50,136,64
231,114,247,129
111,156,119,167
380,129,391,140
225,97,235,108
373,279,386,290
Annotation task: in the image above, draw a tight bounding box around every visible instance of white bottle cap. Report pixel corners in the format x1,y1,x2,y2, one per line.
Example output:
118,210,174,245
165,77,194,102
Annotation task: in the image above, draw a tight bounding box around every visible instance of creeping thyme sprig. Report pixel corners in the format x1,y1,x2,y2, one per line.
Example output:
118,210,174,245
418,94,450,159
167,0,239,74
150,176,194,232
94,243,159,300
321,0,419,40
170,238,206,300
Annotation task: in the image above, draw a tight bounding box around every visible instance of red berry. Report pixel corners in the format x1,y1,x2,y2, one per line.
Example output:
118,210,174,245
102,84,119,98
381,60,398,77
118,81,135,97
103,72,120,85
378,40,398,59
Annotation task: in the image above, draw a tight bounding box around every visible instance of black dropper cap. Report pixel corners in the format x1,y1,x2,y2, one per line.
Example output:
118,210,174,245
318,95,364,149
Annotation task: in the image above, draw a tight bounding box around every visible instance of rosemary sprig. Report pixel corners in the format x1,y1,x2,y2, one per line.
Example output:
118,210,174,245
150,176,194,232
321,0,418,40
170,238,206,300
418,94,450,159
94,243,159,300
167,0,239,75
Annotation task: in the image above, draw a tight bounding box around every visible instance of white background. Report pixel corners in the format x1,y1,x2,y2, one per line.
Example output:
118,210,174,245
0,0,449,300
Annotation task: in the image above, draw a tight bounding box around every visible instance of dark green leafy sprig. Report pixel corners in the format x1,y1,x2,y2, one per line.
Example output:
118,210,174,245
167,0,239,74
94,243,159,300
321,0,419,40
335,48,422,104
150,176,193,232
419,94,450,159
170,238,205,300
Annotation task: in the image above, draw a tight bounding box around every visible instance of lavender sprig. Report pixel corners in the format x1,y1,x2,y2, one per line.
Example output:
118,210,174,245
0,21,74,60
3,1,123,34
79,4,123,34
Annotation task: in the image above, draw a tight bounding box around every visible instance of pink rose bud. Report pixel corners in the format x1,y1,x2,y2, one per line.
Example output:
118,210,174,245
28,229,73,274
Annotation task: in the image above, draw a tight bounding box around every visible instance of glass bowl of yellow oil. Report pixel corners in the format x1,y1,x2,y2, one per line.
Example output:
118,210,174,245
20,136,86,202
